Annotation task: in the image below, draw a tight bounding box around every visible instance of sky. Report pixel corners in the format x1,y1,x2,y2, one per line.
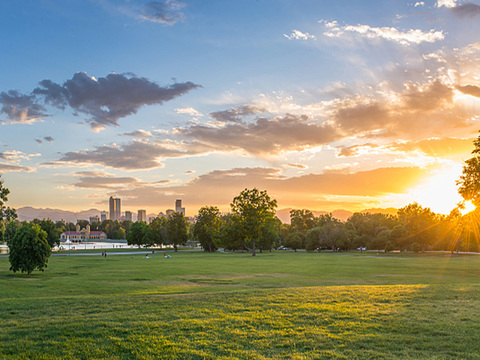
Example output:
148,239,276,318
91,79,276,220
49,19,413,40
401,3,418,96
1,0,480,217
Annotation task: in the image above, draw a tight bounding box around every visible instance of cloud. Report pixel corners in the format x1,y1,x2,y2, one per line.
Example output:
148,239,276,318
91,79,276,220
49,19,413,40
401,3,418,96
122,130,154,138
436,0,457,8
414,2,425,6
176,107,203,117
32,72,201,130
0,163,34,173
0,90,47,124
287,163,308,169
0,150,41,162
45,139,213,170
284,30,316,41
209,105,266,123
337,137,474,160
322,20,444,46
457,84,480,97
73,175,140,190
44,136,54,143
451,3,480,17
177,113,339,155
329,79,470,140
141,1,185,25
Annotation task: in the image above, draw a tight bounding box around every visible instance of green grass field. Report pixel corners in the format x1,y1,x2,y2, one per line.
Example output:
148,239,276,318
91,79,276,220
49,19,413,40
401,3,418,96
1,251,480,359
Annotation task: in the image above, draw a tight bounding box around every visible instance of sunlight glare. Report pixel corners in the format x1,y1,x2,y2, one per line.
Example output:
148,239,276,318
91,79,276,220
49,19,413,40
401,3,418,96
460,200,476,216
407,165,463,214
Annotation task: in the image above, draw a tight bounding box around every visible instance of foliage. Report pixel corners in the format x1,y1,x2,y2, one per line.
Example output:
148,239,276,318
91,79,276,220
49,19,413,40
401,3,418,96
165,212,188,251
457,132,480,206
289,209,316,234
285,230,303,252
398,202,439,252
230,188,277,256
219,214,245,251
127,221,148,246
39,219,60,248
193,206,221,252
143,217,165,247
8,223,51,275
0,175,16,221
3,220,20,246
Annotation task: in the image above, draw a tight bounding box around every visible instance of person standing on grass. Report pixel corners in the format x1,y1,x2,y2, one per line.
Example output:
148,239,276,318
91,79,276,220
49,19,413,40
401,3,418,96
152,250,155,258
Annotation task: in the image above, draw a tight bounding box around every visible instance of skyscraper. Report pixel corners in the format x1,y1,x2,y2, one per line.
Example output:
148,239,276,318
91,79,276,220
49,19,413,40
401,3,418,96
175,199,185,216
138,210,146,222
125,211,132,221
109,196,121,220
109,196,115,220
115,198,121,220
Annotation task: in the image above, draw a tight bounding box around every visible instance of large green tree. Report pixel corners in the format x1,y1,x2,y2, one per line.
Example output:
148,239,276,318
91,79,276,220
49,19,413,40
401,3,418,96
193,206,221,252
8,223,51,275
230,188,277,256
166,212,188,252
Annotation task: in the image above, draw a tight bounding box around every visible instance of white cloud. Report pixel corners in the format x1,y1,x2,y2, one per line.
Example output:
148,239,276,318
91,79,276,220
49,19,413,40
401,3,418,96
414,2,425,7
322,20,444,46
284,30,316,41
176,107,203,117
436,0,457,8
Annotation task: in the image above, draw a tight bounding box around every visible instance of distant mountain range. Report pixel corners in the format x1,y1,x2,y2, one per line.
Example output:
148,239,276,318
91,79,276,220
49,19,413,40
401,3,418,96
16,206,398,224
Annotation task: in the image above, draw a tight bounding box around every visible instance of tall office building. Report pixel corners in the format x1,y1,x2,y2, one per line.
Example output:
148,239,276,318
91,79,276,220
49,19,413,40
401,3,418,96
109,196,121,220
138,210,146,222
115,198,121,220
125,211,132,221
175,199,185,216
89,215,100,224
100,211,108,222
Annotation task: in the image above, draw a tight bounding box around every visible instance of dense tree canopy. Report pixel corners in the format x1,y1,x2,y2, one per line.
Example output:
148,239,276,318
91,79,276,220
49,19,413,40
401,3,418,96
8,223,51,275
193,206,221,252
166,212,188,252
230,188,277,256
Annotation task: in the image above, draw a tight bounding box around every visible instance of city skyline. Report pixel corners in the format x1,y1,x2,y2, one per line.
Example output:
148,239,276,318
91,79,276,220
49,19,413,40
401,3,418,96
1,1,480,216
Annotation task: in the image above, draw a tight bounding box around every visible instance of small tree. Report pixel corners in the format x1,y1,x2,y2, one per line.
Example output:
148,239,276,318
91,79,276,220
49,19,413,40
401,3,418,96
8,223,51,275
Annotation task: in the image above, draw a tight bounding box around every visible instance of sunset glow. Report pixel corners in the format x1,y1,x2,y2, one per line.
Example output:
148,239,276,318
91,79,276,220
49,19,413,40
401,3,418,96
0,1,479,217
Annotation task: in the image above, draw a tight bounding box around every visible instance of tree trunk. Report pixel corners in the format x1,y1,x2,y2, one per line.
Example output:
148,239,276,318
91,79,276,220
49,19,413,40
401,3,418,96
174,244,178,252
252,240,256,256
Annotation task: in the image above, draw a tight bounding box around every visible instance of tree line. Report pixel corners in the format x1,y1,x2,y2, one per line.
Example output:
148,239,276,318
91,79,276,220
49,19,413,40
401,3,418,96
3,131,480,273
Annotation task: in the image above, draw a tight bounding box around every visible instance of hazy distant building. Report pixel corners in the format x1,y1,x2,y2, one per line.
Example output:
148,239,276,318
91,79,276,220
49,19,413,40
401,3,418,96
60,224,107,243
89,215,100,224
175,199,185,216
138,210,146,222
166,209,175,218
125,211,132,221
109,196,121,220
100,211,108,222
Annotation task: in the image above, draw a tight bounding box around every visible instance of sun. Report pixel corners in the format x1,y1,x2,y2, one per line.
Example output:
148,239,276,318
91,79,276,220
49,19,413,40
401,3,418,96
407,166,464,215
460,200,476,216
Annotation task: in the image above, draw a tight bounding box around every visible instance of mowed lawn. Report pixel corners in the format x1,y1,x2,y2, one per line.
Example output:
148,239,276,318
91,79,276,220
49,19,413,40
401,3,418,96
1,251,480,359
